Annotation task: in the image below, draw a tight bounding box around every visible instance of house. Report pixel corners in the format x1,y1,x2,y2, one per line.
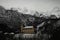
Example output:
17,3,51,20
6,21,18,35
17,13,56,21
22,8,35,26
21,26,35,34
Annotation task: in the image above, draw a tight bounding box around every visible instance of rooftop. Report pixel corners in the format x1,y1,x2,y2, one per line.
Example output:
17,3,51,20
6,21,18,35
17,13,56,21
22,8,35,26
24,26,33,28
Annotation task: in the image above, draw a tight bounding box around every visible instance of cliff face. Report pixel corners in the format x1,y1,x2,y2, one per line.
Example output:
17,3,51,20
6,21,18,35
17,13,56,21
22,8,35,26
0,6,23,33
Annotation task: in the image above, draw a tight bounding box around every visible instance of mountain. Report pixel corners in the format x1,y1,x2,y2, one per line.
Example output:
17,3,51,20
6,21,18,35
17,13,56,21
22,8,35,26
50,7,60,18
0,6,36,33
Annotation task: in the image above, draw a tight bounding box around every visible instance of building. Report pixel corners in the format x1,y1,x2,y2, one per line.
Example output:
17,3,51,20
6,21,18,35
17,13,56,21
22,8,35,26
21,26,35,34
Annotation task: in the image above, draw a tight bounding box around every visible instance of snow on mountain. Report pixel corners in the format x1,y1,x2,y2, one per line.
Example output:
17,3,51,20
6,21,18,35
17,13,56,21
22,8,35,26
50,7,60,18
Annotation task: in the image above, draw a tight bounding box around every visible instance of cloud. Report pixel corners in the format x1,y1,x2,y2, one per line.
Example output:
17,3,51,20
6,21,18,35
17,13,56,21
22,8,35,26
0,0,60,12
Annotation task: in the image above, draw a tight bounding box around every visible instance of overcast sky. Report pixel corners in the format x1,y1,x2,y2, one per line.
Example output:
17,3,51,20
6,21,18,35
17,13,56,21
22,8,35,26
0,0,60,12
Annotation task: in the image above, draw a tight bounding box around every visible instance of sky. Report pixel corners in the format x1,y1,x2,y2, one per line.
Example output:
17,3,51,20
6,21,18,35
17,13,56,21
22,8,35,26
0,0,60,12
